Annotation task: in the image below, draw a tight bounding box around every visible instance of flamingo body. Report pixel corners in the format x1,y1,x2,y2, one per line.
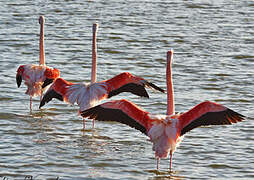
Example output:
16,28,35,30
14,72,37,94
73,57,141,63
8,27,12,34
40,72,164,113
16,64,60,97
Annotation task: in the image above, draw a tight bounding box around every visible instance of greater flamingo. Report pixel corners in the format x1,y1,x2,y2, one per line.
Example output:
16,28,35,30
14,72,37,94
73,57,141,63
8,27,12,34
39,24,165,129
16,16,60,110
81,50,245,170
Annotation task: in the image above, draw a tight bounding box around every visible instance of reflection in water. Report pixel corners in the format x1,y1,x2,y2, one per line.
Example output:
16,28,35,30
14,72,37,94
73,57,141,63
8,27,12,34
147,169,184,180
76,131,112,157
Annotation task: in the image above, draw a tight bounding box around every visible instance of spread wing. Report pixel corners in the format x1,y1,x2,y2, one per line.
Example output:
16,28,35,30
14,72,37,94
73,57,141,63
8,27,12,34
39,78,73,108
106,72,165,99
40,79,108,112
81,99,150,135
108,81,165,98
179,101,245,136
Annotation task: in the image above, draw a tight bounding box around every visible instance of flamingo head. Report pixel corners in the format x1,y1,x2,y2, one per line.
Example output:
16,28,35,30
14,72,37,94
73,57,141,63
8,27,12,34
39,16,45,25
167,50,174,64
16,65,24,88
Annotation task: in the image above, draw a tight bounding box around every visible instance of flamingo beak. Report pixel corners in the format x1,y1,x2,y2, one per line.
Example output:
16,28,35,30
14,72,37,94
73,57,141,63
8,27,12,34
42,78,53,88
16,74,22,88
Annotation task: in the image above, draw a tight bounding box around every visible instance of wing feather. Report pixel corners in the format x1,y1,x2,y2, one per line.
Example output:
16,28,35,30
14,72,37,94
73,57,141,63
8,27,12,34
108,83,149,98
16,74,22,88
179,101,245,136
39,89,63,108
81,99,149,135
145,81,165,93
39,78,73,107
105,72,164,99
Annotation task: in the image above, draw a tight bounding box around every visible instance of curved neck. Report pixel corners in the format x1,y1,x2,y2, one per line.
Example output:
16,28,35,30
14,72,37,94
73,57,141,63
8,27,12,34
91,23,99,83
166,50,175,115
39,16,45,65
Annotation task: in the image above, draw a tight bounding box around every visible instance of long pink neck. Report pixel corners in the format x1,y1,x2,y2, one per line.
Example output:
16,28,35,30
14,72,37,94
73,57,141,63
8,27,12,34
166,50,175,115
39,16,45,65
91,23,99,83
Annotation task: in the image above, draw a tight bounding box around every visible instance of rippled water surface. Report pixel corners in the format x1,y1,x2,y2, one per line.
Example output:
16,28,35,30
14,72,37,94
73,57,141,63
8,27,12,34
0,0,253,179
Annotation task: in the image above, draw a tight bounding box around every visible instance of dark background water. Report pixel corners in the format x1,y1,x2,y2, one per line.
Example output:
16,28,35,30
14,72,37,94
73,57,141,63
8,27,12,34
0,0,253,179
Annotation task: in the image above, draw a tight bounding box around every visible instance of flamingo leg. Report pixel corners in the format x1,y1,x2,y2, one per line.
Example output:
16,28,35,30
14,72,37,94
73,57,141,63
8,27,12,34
30,96,32,111
169,150,173,171
93,119,95,128
83,118,85,130
40,90,43,102
157,158,159,170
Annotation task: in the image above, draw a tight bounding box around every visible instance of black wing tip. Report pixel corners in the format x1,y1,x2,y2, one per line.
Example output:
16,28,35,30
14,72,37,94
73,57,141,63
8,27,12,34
143,90,150,98
108,83,150,99
80,106,97,117
107,92,114,99
180,108,245,136
145,81,165,93
81,106,148,135
226,108,245,123
39,99,46,108
16,75,22,88
39,89,63,108
137,86,150,98
42,78,54,88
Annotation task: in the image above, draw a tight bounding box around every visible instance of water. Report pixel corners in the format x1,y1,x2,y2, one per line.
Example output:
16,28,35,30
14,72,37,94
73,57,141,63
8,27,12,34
0,0,253,179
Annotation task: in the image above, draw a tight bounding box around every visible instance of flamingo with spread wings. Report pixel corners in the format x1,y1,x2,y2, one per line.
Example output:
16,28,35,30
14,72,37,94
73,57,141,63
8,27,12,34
39,24,165,129
81,50,245,170
16,16,60,110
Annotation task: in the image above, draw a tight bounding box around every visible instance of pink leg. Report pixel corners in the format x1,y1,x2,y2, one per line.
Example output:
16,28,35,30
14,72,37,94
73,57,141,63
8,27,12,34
30,96,32,111
83,118,85,130
93,119,95,128
157,158,159,170
40,90,43,102
169,150,173,171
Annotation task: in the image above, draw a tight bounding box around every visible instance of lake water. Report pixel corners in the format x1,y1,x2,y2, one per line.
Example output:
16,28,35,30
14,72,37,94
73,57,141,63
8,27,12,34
0,0,253,179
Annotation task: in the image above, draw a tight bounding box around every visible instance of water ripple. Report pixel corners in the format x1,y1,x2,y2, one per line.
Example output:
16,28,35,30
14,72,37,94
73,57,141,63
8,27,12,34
0,0,253,179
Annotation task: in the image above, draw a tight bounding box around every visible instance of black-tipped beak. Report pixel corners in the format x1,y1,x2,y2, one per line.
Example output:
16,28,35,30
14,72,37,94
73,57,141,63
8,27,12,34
145,81,165,93
42,78,54,88
16,74,22,88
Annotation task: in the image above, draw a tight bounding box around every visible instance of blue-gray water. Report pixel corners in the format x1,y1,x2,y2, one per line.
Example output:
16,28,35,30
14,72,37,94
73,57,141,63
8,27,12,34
0,0,253,179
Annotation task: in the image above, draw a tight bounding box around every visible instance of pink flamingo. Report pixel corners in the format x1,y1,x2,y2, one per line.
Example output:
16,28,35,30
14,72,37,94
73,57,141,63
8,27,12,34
39,24,165,129
16,16,60,110
81,50,245,170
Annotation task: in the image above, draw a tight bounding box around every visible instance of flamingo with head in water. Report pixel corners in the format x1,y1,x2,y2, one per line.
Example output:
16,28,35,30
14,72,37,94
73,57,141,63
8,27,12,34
16,16,60,110
81,50,245,170
39,23,165,129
